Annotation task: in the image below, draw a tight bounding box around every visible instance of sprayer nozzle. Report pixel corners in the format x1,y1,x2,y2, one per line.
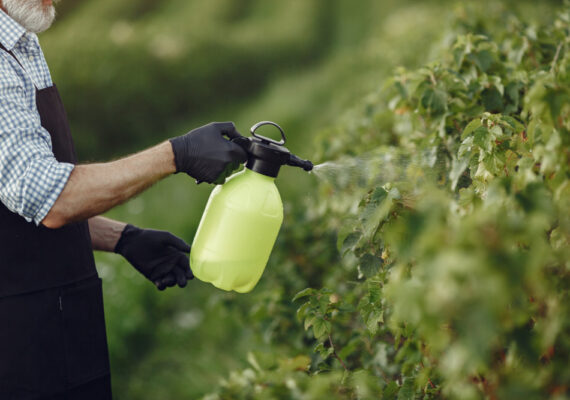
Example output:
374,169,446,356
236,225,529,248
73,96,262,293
301,160,314,171
287,154,313,172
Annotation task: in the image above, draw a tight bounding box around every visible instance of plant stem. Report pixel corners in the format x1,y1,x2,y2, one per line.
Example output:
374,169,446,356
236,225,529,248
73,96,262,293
328,334,349,371
551,42,562,73
420,362,436,388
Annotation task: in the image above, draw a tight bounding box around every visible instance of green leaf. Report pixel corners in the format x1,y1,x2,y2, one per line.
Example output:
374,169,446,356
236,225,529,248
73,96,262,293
318,291,331,313
397,377,415,400
383,381,400,400
304,316,316,331
368,281,382,302
359,253,383,278
420,88,447,115
336,216,359,251
458,136,474,158
371,186,389,203
359,282,384,334
482,153,503,175
473,126,491,153
500,115,524,133
314,342,334,358
506,81,523,105
296,299,309,315
544,89,570,125
461,118,482,139
365,309,384,334
293,288,315,302
482,87,504,112
312,318,331,339
450,155,470,191
489,124,504,138
360,187,394,242
341,232,360,255
470,49,495,72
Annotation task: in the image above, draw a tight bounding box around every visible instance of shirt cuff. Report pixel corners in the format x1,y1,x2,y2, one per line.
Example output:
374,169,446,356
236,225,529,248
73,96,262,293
29,161,75,225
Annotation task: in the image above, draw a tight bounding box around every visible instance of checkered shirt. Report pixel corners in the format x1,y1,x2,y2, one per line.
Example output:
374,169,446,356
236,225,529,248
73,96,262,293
0,9,74,225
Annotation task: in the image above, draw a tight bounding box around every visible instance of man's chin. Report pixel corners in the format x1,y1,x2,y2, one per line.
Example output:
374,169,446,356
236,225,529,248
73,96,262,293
31,9,56,33
3,0,56,33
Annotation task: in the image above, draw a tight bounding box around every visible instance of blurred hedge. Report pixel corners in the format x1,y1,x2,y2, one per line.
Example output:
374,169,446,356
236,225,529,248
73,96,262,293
42,0,345,159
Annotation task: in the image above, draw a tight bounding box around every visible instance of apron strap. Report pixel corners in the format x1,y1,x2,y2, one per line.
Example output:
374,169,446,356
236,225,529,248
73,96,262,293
0,42,23,68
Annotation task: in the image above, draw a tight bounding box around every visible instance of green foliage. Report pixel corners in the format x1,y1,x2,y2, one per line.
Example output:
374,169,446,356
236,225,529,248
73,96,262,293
206,2,570,399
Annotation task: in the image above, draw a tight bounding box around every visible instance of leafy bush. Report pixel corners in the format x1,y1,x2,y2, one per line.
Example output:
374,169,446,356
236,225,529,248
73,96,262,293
206,3,570,399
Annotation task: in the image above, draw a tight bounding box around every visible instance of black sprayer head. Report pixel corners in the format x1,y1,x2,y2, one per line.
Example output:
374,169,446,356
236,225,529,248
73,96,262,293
232,121,313,178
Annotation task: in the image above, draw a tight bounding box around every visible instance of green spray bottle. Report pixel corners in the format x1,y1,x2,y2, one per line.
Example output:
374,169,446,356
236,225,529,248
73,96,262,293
190,121,313,293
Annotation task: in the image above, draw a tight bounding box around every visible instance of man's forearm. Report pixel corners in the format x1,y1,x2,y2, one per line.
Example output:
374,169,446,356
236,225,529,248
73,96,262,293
42,141,176,228
88,216,127,252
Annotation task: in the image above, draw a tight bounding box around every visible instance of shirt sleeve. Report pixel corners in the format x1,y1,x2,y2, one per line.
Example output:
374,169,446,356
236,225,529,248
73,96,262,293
0,55,74,225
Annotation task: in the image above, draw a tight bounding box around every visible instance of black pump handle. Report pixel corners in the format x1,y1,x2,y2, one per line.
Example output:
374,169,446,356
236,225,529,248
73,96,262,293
250,121,286,146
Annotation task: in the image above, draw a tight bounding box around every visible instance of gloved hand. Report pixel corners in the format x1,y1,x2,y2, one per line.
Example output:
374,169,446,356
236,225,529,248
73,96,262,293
114,224,193,290
169,122,248,184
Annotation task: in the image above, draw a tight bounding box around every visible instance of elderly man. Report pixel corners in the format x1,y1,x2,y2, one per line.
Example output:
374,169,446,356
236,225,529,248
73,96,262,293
0,0,247,398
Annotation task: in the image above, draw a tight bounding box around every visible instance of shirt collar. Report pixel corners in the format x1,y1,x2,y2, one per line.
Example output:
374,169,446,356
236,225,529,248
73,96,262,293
0,8,27,51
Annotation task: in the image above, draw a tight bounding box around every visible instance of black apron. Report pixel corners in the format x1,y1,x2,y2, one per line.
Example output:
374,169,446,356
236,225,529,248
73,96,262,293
0,44,111,399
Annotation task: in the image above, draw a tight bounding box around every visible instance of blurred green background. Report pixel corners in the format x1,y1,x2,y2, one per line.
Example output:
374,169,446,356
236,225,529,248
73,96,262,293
39,0,560,398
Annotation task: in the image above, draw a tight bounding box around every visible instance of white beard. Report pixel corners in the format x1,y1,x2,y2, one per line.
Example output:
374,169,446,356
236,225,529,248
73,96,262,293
3,0,56,33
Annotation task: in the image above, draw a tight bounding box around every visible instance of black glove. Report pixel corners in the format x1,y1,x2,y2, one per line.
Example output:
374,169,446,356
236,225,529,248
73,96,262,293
114,224,193,290
169,122,248,184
